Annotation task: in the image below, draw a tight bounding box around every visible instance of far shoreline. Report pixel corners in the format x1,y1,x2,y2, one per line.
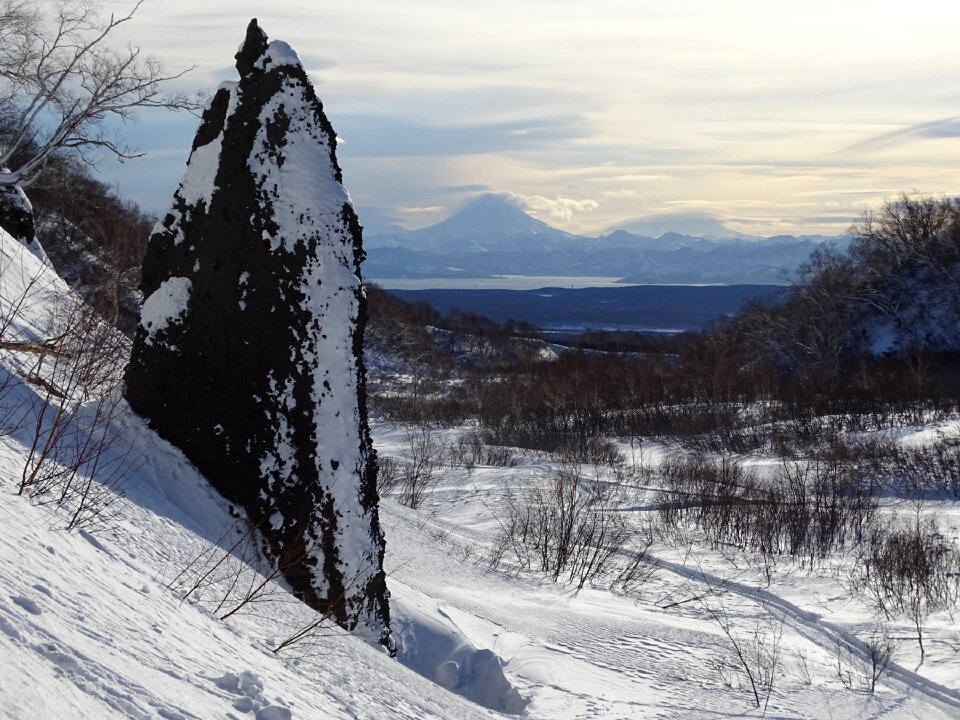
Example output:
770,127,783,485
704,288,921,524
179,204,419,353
366,275,748,291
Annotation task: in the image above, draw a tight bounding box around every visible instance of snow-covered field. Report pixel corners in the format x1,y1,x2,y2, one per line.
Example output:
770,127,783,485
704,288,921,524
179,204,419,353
374,423,960,719
3,227,960,719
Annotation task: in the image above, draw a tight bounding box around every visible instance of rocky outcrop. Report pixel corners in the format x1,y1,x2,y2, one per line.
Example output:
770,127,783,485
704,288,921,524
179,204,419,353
0,179,38,255
124,20,390,646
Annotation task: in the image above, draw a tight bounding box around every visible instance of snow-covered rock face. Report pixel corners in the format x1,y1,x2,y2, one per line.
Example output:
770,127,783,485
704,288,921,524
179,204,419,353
0,177,42,260
124,19,390,647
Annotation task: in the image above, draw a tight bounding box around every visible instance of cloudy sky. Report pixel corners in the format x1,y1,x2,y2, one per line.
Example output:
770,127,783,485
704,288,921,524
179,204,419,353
98,0,960,236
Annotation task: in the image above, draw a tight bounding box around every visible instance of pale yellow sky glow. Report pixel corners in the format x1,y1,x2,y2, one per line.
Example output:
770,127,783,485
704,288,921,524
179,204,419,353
99,0,960,236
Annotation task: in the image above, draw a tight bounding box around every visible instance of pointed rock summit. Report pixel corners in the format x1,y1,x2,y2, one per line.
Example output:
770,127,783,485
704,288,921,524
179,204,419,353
124,20,390,646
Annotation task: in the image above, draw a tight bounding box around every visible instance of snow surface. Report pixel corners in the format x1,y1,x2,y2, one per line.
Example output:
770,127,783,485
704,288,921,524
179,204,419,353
371,423,960,719
0,226,70,346
391,581,527,714
4,408,959,720
3,225,960,718
159,81,239,248
245,60,379,626
255,41,303,70
178,82,239,211
0,174,47,263
0,410,503,720
139,276,192,344
248,76,351,254
0,226,497,719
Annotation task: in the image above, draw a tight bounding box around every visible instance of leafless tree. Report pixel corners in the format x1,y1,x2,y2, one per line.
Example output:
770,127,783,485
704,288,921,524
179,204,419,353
375,454,402,497
0,0,197,190
396,425,444,509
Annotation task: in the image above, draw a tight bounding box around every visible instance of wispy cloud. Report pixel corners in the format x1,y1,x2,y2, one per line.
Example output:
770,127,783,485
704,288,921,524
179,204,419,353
98,0,960,235
505,192,600,223
600,189,642,200
428,184,491,194
588,174,672,183
792,188,901,197
665,199,775,208
847,117,960,152
335,114,590,158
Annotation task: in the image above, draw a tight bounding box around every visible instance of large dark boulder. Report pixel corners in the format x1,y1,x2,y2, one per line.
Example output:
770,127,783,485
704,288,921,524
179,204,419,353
0,179,36,248
124,20,390,646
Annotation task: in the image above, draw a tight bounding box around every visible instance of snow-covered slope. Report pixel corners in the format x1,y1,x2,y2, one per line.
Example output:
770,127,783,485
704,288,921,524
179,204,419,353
4,416,960,719
0,416,508,720
0,225,501,719
3,225,960,719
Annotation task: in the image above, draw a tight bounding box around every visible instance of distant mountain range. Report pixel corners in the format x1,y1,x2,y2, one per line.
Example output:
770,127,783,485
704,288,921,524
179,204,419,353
361,194,848,285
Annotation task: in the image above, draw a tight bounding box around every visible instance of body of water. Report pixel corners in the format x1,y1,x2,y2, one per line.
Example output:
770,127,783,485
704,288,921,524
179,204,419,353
386,284,787,333
371,275,648,291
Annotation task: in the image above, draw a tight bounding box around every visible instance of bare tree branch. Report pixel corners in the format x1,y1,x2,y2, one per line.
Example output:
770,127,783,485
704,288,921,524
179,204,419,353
0,0,198,188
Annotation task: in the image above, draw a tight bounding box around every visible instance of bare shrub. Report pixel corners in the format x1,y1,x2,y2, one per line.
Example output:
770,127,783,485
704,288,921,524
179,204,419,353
370,387,469,428
167,514,283,618
828,624,897,694
851,514,960,663
446,431,516,471
792,648,814,686
573,438,624,467
863,436,960,498
865,622,898,692
376,454,401,497
833,640,859,691
444,434,476,471
478,424,624,465
491,460,641,589
396,425,444,509
671,405,770,455
657,453,877,567
14,295,133,530
611,521,658,593
704,599,785,711
481,442,516,467
0,251,58,436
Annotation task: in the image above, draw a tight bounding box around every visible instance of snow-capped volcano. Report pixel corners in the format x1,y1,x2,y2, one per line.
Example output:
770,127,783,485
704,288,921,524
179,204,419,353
421,194,556,238
367,194,583,253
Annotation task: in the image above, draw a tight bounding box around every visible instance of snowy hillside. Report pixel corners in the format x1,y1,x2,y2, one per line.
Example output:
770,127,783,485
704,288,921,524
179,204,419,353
4,224,960,719
374,422,960,719
0,227,499,719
